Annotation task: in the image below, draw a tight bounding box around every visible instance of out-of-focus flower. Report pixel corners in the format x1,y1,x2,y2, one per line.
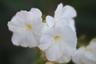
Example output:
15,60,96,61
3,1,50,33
72,38,96,64
87,38,96,49
39,3,77,63
8,8,42,47
45,61,55,64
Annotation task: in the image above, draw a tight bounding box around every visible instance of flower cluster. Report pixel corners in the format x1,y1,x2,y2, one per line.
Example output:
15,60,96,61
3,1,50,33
7,3,96,64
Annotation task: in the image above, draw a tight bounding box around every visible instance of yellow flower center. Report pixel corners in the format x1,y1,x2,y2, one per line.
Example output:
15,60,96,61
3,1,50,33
53,35,61,43
25,24,32,31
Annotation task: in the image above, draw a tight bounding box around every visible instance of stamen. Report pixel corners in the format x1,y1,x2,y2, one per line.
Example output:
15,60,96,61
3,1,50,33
26,24,32,31
53,35,61,43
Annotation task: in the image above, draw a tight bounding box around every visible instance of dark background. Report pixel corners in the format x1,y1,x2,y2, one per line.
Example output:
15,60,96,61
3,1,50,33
0,0,96,64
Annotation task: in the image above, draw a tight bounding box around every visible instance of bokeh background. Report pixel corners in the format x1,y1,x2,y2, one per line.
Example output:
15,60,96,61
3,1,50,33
0,0,96,64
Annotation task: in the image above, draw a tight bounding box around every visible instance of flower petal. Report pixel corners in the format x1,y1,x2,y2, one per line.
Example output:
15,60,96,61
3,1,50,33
68,19,76,32
46,15,54,28
45,44,62,61
55,18,76,32
30,9,42,36
72,47,96,64
38,35,53,51
12,32,38,48
57,44,74,63
8,8,42,34
56,25,77,48
55,3,63,18
72,47,86,64
30,8,42,16
62,5,77,18
55,3,77,18
8,11,29,33
87,38,96,49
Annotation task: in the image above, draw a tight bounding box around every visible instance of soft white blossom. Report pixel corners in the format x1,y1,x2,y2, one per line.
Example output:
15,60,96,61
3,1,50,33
72,38,96,64
39,3,77,63
8,8,42,47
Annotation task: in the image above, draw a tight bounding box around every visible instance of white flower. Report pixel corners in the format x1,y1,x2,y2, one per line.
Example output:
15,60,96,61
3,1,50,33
39,3,77,63
8,8,42,47
72,38,96,64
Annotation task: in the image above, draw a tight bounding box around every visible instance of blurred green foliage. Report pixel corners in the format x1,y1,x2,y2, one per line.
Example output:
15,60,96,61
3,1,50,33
0,0,96,64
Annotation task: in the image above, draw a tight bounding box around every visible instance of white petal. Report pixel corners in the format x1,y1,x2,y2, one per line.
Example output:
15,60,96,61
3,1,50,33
46,15,54,28
31,17,42,37
8,21,26,33
12,32,38,48
38,35,53,51
57,44,74,63
87,38,96,49
39,23,54,51
66,19,76,32
45,44,62,61
55,3,63,18
62,5,77,18
29,9,42,35
30,8,42,16
8,9,42,34
57,55,71,63
8,11,29,33
55,18,76,32
72,47,96,64
41,23,49,34
72,47,85,64
55,3,77,18
56,25,77,48
68,19,76,32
